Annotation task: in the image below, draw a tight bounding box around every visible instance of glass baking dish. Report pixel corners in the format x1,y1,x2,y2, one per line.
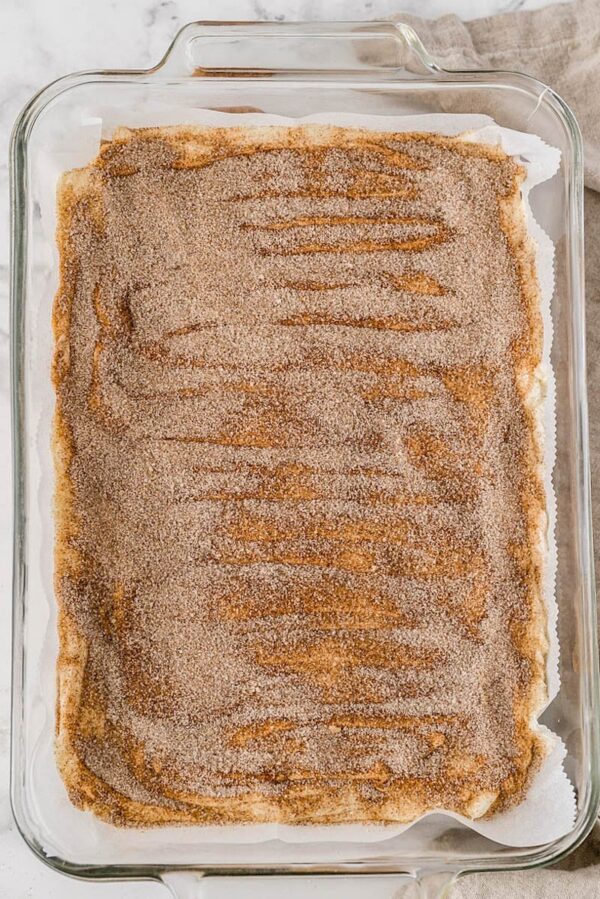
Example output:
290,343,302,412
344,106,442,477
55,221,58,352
10,19,599,898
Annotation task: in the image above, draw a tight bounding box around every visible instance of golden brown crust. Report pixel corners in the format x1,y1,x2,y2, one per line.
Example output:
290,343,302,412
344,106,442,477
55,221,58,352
488,170,548,817
53,125,549,827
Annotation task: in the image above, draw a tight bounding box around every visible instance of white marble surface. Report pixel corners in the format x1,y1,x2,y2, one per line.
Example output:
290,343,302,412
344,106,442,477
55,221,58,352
0,0,569,896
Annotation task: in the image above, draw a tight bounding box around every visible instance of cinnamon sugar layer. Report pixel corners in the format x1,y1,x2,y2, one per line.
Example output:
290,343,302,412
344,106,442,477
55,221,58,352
52,125,547,827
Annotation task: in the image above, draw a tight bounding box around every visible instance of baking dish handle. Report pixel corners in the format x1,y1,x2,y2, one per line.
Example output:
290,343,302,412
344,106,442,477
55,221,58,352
153,20,442,78
161,870,458,897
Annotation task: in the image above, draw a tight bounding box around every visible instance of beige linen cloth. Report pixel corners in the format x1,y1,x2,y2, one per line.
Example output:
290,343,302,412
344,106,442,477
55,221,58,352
393,0,600,895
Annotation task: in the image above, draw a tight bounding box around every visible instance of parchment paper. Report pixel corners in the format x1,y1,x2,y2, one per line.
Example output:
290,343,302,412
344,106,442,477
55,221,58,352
30,110,570,861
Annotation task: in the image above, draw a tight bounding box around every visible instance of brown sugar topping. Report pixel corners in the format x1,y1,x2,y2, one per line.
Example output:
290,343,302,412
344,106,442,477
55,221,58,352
52,125,547,827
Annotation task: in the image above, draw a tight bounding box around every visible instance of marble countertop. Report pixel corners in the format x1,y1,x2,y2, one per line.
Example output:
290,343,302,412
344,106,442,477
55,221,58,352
0,0,568,896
